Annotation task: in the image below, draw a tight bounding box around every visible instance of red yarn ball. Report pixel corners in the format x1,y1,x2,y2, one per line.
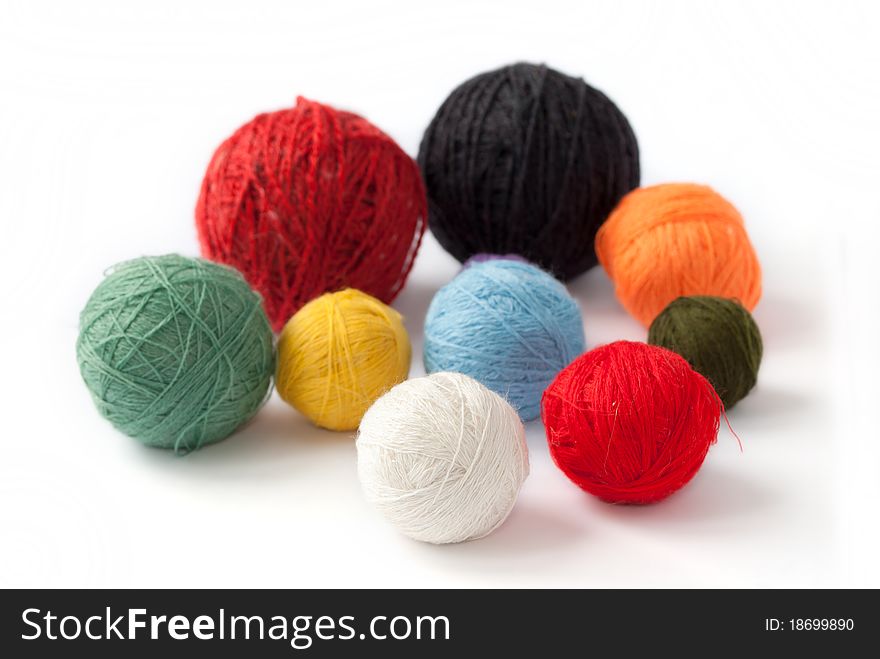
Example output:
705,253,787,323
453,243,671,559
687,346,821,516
542,341,721,504
196,97,427,331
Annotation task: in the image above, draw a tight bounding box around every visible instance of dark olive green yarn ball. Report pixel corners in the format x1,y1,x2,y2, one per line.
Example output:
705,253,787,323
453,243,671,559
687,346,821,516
76,255,275,453
648,296,762,409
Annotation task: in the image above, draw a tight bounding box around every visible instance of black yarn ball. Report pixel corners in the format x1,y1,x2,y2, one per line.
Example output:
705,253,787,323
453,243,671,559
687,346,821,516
418,62,640,280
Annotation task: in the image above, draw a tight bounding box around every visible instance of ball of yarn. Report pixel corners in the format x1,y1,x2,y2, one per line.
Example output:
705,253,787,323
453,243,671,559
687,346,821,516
197,96,427,331
648,296,762,409
595,183,762,327
423,259,585,421
76,255,275,453
418,62,639,280
357,372,529,544
275,288,411,431
542,341,720,504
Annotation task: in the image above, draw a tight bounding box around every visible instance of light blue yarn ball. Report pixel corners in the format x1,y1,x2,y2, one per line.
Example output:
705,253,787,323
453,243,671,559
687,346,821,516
423,259,585,420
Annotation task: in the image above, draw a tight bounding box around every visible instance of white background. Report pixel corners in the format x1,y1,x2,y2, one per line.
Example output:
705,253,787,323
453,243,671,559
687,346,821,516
1,0,878,588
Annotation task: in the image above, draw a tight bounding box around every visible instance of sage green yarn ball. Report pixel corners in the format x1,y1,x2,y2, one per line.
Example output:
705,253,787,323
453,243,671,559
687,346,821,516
648,295,762,409
76,255,275,453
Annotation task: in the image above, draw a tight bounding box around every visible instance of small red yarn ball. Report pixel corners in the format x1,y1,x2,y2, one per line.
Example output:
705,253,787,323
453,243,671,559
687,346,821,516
541,341,721,504
196,97,427,331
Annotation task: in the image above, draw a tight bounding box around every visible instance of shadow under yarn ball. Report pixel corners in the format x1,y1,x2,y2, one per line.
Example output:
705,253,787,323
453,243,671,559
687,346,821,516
418,62,640,280
648,296,763,409
423,259,585,421
76,255,275,453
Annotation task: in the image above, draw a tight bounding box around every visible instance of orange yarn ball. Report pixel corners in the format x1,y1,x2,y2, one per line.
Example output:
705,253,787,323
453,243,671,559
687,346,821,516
595,183,761,326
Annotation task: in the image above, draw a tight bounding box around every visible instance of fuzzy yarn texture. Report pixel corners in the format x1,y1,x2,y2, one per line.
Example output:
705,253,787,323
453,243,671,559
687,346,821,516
648,296,762,409
542,341,721,504
595,182,762,327
197,96,427,331
76,255,275,453
275,288,411,431
418,62,639,280
462,252,529,269
423,259,585,421
356,372,529,544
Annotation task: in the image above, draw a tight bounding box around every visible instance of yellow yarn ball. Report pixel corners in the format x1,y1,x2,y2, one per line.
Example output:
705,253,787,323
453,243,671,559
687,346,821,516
276,289,411,431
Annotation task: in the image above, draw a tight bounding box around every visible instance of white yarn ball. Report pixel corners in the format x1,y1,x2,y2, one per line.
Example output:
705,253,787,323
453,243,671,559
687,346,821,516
356,372,529,544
